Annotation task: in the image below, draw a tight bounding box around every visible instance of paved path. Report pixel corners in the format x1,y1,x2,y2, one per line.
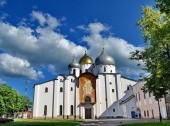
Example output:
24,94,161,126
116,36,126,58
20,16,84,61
80,118,160,126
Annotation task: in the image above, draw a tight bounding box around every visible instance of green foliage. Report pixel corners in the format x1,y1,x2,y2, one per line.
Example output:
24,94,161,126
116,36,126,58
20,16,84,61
131,5,170,99
19,95,31,111
0,84,31,117
156,0,170,14
0,95,5,117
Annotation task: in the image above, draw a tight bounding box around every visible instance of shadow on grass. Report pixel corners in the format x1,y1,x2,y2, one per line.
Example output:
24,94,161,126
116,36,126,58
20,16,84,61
1,119,81,126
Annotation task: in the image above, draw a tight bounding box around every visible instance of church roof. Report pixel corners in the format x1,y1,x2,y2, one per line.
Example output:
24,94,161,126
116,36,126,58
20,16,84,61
79,52,93,64
95,48,115,65
68,57,80,68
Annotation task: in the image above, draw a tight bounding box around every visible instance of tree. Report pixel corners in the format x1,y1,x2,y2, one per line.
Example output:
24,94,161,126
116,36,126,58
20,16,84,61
0,95,5,117
0,84,31,118
19,95,30,118
156,0,170,14
131,2,170,122
0,84,20,117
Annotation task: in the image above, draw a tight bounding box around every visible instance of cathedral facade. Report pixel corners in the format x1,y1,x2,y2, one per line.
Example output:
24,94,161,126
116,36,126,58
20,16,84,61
33,49,136,119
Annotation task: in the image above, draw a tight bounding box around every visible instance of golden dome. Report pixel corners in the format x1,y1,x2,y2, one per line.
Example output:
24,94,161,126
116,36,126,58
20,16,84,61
79,52,93,64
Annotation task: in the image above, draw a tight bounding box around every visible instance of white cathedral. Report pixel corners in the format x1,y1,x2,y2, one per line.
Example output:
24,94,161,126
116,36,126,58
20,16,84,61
33,49,137,119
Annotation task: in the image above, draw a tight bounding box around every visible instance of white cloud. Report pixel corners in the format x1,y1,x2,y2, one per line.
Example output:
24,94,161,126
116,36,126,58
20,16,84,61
81,22,145,78
70,28,76,33
0,10,145,79
0,53,43,80
0,11,86,66
0,0,6,7
31,11,60,29
0,11,86,79
48,64,57,75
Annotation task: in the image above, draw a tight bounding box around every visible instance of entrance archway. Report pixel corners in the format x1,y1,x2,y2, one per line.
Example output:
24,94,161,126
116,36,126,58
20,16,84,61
85,108,92,119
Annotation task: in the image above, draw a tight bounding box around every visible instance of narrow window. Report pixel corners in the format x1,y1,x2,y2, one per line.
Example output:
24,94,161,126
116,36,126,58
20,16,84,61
110,70,112,73
85,69,88,72
60,79,62,82
127,86,129,90
80,70,82,74
144,111,146,117
136,93,138,101
60,87,63,92
152,109,154,118
144,92,146,99
44,105,47,115
59,105,62,115
109,82,112,85
112,89,114,92
147,110,149,117
70,105,73,115
45,87,48,92
104,66,106,72
149,92,151,97
113,109,115,112
71,87,73,91
138,92,140,101
73,69,76,75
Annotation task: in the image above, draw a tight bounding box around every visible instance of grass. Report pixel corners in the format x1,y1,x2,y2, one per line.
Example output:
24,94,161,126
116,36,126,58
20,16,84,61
122,121,170,126
0,119,82,126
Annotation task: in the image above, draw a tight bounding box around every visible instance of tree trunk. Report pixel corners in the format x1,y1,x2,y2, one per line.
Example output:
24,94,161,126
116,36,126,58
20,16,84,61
158,99,162,122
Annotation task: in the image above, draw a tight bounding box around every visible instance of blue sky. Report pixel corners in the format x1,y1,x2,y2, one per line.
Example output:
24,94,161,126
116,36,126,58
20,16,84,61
0,0,154,100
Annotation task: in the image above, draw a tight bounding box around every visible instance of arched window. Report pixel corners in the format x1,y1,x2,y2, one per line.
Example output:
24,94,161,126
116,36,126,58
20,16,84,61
144,111,146,117
60,87,63,92
70,87,73,91
70,105,73,115
147,110,149,117
73,69,76,75
104,66,106,72
85,96,91,103
44,105,47,115
59,105,62,115
45,87,48,92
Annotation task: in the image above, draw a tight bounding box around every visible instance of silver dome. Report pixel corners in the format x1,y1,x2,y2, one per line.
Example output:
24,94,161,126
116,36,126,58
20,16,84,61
95,49,115,65
68,57,80,68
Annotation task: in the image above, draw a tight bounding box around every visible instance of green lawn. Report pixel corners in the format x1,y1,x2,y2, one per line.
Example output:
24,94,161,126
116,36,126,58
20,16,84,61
122,122,170,126
1,119,82,126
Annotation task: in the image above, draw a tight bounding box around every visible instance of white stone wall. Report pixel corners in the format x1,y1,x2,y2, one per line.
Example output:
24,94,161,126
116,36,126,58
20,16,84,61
95,65,116,74
133,81,167,119
120,77,136,98
33,63,138,119
64,76,75,115
33,80,54,118
33,85,39,117
56,76,64,116
69,68,80,77
80,64,92,73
